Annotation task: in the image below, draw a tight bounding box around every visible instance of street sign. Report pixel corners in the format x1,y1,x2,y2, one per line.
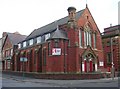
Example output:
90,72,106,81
20,57,28,62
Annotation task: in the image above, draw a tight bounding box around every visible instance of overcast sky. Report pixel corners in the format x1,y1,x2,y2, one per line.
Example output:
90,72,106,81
0,0,119,37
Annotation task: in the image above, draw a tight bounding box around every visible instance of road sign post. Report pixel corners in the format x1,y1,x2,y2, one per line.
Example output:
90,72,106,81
20,57,27,80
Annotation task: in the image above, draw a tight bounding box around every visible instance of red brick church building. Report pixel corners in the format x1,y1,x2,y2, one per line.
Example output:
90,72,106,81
13,6,104,73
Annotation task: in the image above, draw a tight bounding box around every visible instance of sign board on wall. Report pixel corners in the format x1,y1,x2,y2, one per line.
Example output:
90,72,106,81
20,57,28,62
99,61,104,66
52,48,61,56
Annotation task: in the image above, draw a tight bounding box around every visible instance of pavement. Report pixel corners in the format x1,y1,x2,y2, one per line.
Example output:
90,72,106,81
1,74,119,88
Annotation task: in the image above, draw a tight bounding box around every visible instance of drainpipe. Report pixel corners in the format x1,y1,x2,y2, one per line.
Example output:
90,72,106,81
64,40,66,73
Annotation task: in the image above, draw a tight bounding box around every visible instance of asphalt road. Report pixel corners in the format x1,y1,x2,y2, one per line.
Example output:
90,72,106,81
1,74,120,89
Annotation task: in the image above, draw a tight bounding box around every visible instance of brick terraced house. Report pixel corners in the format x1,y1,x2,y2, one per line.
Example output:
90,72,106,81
102,25,120,72
13,6,104,73
2,32,26,70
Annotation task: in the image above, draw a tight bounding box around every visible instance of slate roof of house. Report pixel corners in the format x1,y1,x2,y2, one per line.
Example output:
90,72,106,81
26,9,85,40
102,25,120,38
8,33,27,45
104,25,120,32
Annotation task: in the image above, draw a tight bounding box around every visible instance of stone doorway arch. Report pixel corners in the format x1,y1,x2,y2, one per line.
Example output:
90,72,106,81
81,47,98,73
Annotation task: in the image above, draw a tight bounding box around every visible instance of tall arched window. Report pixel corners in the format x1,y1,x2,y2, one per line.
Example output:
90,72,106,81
88,32,92,46
93,33,97,49
86,31,89,46
84,23,92,47
84,31,86,47
79,30,83,47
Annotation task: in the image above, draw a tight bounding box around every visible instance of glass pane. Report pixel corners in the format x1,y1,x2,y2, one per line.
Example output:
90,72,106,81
37,36,41,43
29,39,33,45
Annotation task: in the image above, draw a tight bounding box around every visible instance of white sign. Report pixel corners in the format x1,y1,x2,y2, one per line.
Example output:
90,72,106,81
99,61,104,66
20,57,28,62
52,48,61,55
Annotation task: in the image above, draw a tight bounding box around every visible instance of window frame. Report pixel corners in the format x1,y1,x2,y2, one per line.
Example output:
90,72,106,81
88,32,92,46
93,33,97,49
54,39,59,48
18,43,21,49
79,30,83,48
29,39,33,46
45,33,50,41
37,36,41,44
23,41,27,47
107,52,112,64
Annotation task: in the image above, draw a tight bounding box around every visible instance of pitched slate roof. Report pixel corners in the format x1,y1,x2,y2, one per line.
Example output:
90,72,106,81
26,9,85,40
104,25,120,31
8,33,27,45
48,27,68,40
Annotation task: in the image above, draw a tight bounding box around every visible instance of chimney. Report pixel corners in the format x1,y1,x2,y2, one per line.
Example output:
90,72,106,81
110,24,112,27
14,31,20,35
2,32,7,37
67,7,76,22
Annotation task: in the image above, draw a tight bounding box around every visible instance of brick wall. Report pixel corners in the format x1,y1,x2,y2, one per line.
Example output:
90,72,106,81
3,71,113,80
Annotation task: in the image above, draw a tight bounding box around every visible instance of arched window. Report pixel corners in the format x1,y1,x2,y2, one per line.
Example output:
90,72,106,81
86,31,89,46
84,31,86,47
93,33,97,49
79,30,83,47
84,23,92,47
89,32,92,46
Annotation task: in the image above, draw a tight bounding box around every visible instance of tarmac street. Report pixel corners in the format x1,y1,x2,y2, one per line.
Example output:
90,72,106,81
1,74,120,88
